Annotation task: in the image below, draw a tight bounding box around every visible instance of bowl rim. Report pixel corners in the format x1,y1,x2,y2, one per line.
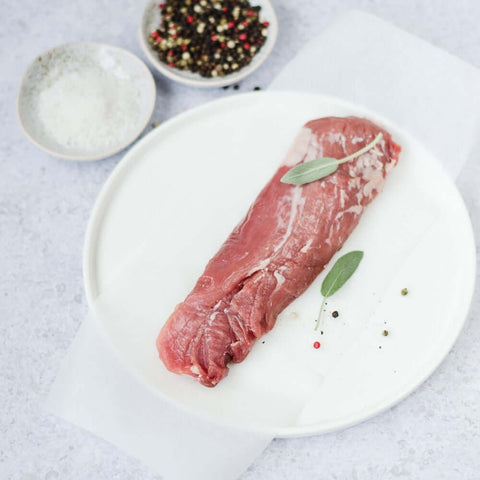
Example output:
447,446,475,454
16,41,157,162
138,0,278,88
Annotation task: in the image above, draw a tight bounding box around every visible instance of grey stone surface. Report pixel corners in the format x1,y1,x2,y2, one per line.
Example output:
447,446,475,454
1,0,480,479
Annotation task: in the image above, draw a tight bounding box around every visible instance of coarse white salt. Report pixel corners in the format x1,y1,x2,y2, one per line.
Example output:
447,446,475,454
18,43,155,159
36,66,142,152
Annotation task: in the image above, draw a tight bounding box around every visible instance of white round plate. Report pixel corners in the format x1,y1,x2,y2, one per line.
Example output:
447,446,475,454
17,42,156,161
84,92,475,437
139,0,278,87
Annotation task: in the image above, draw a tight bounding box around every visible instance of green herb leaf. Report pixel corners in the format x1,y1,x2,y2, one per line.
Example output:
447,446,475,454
321,251,364,298
280,158,339,185
315,250,364,331
281,133,383,185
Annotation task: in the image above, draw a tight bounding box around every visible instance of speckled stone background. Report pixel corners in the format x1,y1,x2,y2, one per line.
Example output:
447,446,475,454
1,1,480,479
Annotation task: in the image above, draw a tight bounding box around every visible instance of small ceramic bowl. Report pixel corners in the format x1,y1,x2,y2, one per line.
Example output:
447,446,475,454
139,0,278,88
17,42,156,161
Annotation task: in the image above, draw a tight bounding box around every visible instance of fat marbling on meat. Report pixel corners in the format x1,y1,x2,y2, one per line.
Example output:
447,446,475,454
157,116,401,387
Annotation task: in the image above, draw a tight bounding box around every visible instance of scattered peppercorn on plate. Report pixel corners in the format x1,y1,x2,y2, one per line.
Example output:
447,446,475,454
139,0,278,87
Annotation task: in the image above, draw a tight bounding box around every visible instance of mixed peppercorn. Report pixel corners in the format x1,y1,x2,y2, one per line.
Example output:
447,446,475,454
148,0,269,78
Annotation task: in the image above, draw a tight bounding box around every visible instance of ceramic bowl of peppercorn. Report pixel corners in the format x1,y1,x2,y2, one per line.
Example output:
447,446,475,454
140,0,278,87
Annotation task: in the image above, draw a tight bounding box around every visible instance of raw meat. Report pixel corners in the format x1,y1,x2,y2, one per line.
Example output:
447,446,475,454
157,117,401,387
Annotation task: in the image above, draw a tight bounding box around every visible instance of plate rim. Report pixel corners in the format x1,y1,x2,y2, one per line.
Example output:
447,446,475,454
83,91,477,437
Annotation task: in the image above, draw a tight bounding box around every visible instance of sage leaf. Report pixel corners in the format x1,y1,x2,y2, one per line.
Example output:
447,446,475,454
281,133,383,185
321,250,364,297
315,250,364,331
280,158,338,185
